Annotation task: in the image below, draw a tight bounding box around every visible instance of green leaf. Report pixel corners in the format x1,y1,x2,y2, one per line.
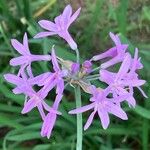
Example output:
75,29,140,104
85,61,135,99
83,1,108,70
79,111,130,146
7,132,41,141
0,113,23,129
133,105,150,119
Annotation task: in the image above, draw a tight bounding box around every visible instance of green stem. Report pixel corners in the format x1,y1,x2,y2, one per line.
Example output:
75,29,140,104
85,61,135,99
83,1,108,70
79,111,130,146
85,74,100,79
75,85,82,150
91,66,101,73
75,49,80,63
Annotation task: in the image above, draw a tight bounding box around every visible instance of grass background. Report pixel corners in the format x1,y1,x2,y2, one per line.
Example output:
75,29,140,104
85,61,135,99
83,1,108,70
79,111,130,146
0,0,150,149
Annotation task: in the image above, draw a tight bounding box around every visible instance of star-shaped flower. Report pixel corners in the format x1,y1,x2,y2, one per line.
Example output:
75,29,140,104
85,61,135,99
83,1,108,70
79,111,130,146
69,86,128,130
92,32,128,69
34,5,81,50
10,33,51,77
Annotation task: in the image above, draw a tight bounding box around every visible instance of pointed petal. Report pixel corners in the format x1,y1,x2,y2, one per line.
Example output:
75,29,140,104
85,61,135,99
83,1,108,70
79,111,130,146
51,47,60,71
40,79,57,99
62,4,72,24
109,32,121,46
31,54,51,61
23,33,30,54
98,109,110,129
37,103,45,120
10,56,29,66
121,79,146,87
69,103,95,114
101,56,122,69
106,101,128,120
11,39,27,55
21,97,36,114
68,7,81,27
27,64,33,78
38,20,57,32
29,72,51,85
62,31,77,50
84,111,96,130
56,79,64,94
41,113,50,137
34,32,56,38
47,114,57,139
92,47,117,61
52,94,63,110
115,53,131,80
137,87,148,98
41,113,57,139
99,69,116,84
4,74,22,85
12,87,22,94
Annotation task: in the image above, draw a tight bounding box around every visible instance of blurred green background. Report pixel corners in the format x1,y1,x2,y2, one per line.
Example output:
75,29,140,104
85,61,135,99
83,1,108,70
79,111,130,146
0,0,150,149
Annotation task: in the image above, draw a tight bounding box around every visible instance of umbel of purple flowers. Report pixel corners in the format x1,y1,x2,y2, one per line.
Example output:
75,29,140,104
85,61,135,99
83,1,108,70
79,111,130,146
4,4,147,139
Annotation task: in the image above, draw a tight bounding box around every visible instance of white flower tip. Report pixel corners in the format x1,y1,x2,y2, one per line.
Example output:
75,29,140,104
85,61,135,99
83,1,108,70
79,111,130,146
70,42,77,50
68,110,73,114
10,39,15,45
83,126,88,131
77,7,81,13
33,34,39,39
122,114,128,120
102,126,107,130
38,20,48,27
9,59,14,66
21,109,26,114
24,32,27,38
3,74,9,80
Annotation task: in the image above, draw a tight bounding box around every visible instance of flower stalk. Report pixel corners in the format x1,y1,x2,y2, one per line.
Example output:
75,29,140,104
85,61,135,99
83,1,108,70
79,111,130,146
75,85,82,150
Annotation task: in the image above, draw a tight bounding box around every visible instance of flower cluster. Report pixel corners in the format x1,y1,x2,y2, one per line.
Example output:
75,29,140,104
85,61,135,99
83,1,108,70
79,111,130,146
4,4,147,139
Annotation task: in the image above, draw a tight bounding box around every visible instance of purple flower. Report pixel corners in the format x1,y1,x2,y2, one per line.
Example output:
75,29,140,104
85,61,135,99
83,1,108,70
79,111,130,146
124,48,147,98
4,72,60,120
82,60,92,74
71,62,80,74
34,5,81,50
100,53,146,106
91,32,128,69
30,47,67,96
69,86,128,130
10,33,51,77
41,94,63,138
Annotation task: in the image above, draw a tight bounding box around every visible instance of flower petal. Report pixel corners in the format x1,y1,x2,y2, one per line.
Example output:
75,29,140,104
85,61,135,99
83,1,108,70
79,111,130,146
21,97,36,114
41,112,57,139
38,20,57,32
98,109,110,129
69,103,95,114
37,103,45,120
62,4,72,25
109,32,121,46
92,47,117,61
121,79,146,87
51,46,60,71
34,32,56,38
23,33,31,54
137,87,148,98
68,7,81,27
4,74,22,85
11,39,27,55
106,101,128,120
28,72,51,85
99,69,116,85
62,31,77,50
115,53,131,80
56,79,64,94
10,56,29,66
84,111,96,130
